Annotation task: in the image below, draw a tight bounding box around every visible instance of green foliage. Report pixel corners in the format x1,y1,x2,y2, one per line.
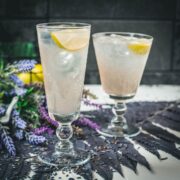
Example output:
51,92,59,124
0,42,37,58
0,59,43,128
17,87,42,128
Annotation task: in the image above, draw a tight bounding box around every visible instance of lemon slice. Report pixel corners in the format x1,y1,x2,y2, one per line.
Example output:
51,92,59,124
51,29,89,51
128,42,150,55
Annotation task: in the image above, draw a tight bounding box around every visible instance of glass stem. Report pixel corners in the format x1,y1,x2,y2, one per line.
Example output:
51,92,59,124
55,123,74,154
111,102,127,130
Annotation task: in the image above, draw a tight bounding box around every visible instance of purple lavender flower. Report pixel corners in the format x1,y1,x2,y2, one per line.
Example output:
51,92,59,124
0,127,16,156
15,59,37,73
9,88,27,97
83,99,103,110
47,128,54,135
9,89,16,96
12,110,27,129
74,116,100,130
9,74,24,87
15,88,27,96
15,129,24,140
12,109,20,116
0,106,6,117
26,133,47,145
34,126,54,135
39,106,58,127
33,126,47,135
14,117,27,129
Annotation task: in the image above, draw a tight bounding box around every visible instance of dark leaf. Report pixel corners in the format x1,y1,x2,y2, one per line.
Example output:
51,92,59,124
154,115,180,132
117,138,152,171
119,155,137,173
133,133,161,159
100,150,124,177
75,163,93,180
134,133,180,160
92,163,113,180
142,121,180,144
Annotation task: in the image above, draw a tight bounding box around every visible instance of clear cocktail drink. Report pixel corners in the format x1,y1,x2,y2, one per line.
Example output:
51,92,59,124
37,22,91,166
93,33,152,99
93,32,153,137
37,26,89,116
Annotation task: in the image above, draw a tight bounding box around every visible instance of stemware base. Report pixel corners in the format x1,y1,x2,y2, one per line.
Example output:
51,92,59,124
38,148,90,167
97,124,140,138
97,95,140,138
38,112,90,167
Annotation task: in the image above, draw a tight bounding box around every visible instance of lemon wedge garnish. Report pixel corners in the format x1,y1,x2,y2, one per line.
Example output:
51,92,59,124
128,42,150,55
51,29,89,51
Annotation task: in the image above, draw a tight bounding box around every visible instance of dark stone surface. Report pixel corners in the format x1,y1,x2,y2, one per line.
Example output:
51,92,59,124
85,70,180,85
49,0,176,19
176,0,180,19
173,22,180,70
0,0,47,18
0,20,45,42
114,0,176,20
49,0,116,19
141,72,180,84
0,0,6,17
0,20,37,42
0,20,43,59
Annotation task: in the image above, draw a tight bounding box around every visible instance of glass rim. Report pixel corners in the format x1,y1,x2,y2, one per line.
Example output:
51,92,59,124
36,22,91,29
92,32,153,40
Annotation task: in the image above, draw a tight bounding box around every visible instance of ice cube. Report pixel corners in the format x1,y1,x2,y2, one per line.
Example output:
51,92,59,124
106,37,130,57
56,51,75,72
71,52,82,79
53,50,81,76
40,30,51,44
96,35,130,56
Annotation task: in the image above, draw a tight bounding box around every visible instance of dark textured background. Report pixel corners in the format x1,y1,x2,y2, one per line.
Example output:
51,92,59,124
0,0,180,84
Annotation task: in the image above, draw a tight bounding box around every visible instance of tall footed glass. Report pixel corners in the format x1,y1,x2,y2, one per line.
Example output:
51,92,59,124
93,32,153,137
36,22,91,166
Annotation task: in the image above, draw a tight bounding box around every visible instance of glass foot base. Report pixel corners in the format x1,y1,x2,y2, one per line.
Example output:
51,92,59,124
38,149,90,167
97,124,140,138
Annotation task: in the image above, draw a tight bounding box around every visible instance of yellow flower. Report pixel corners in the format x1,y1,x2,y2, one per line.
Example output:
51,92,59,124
17,64,44,84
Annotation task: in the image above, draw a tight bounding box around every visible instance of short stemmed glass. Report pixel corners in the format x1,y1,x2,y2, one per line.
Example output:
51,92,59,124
36,22,91,166
93,32,153,137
